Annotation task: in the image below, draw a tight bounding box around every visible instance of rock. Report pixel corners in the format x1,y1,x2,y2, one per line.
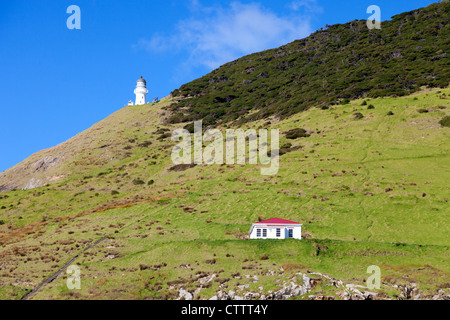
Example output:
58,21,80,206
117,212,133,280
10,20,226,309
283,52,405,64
209,296,218,300
33,156,60,172
198,274,216,285
178,288,193,300
303,275,311,287
194,287,202,297
23,178,43,190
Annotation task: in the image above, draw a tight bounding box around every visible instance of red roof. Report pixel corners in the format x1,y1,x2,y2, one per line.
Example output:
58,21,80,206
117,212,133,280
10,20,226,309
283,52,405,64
255,218,301,225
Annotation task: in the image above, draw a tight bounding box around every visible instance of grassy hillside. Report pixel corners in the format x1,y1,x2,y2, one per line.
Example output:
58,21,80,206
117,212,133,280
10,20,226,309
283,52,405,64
0,88,448,300
167,2,449,126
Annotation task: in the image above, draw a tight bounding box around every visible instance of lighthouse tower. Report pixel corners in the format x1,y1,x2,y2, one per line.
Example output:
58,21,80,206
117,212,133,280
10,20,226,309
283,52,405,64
134,76,148,105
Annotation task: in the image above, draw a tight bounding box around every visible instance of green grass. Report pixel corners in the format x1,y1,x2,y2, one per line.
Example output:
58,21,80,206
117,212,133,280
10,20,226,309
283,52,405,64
0,88,449,300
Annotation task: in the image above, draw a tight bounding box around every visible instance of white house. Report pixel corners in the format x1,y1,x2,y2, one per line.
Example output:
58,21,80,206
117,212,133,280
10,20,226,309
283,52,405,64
249,218,302,240
134,76,148,105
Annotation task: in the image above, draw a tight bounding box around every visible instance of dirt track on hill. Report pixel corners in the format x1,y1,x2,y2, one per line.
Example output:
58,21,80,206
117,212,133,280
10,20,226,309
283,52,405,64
21,236,107,300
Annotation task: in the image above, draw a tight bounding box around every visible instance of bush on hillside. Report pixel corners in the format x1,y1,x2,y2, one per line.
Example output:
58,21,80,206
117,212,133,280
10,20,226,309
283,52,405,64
340,98,350,105
132,178,145,185
285,128,310,139
439,115,450,127
353,112,364,119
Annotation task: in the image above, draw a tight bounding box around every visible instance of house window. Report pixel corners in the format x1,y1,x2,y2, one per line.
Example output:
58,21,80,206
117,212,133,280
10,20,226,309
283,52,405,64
262,229,267,237
288,229,293,238
276,228,281,237
256,229,261,237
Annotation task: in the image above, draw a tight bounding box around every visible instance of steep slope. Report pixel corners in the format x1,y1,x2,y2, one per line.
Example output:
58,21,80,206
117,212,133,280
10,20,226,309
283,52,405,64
0,88,449,300
0,97,172,192
167,1,449,125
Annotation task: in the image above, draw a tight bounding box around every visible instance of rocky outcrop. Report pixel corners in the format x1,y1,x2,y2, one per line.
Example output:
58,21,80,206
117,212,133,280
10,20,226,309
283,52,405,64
175,270,450,301
0,155,62,192
32,156,60,172
208,273,313,301
23,178,43,190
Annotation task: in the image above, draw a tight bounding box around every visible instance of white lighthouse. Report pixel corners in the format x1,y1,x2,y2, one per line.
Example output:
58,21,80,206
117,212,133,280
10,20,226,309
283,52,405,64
134,76,148,105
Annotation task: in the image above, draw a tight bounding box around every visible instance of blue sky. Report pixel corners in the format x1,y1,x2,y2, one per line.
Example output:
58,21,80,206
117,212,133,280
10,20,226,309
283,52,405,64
0,0,439,173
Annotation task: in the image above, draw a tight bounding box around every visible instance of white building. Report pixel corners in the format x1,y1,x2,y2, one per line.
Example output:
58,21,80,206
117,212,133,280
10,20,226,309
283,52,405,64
249,218,302,240
134,76,148,105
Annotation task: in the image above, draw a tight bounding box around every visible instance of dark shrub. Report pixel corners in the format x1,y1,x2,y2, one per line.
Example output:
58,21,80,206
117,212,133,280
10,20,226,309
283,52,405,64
183,123,195,134
340,98,350,105
387,111,394,116
139,141,153,147
417,108,429,113
111,190,120,195
285,128,310,139
132,178,145,185
157,133,171,141
168,164,196,172
367,104,375,109
148,180,155,185
353,112,364,119
439,115,450,127
361,100,367,106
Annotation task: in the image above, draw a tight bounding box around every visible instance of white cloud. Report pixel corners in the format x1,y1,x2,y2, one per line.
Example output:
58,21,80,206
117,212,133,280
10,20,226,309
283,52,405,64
137,2,314,70
289,0,323,13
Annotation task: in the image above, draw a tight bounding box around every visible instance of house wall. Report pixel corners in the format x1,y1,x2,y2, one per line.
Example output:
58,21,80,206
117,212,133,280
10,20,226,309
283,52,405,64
292,226,302,240
250,225,301,240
